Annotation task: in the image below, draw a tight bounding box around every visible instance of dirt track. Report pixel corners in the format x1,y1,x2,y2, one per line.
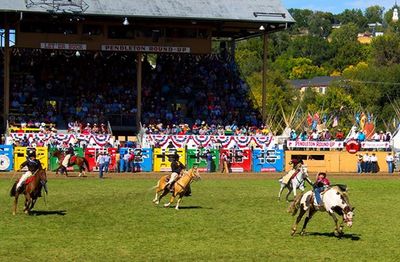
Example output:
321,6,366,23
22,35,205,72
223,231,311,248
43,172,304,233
1,171,399,180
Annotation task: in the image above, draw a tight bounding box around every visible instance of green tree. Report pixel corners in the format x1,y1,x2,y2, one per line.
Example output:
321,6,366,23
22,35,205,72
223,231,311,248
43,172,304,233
371,33,400,66
335,9,367,31
308,11,334,37
287,35,332,65
329,23,365,70
288,8,314,33
365,5,384,24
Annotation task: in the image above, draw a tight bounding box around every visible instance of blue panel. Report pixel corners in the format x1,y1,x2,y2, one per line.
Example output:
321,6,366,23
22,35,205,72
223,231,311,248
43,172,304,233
0,145,14,171
252,149,284,172
119,148,153,172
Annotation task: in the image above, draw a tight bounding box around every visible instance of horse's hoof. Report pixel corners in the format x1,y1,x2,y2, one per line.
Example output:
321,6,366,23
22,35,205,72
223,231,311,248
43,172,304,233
300,231,306,236
291,230,296,236
12,212,16,216
163,203,170,208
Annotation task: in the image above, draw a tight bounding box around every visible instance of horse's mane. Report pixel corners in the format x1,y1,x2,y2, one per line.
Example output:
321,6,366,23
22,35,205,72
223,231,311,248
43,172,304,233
332,185,352,209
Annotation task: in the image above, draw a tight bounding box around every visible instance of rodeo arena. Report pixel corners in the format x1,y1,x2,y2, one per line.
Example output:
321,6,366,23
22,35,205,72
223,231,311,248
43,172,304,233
0,0,399,261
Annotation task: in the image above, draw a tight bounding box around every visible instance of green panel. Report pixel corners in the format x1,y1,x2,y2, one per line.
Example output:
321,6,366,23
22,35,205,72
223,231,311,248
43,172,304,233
49,147,84,171
187,149,220,172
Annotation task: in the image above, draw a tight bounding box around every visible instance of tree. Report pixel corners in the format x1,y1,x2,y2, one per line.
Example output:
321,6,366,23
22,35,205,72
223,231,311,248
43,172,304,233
335,9,367,31
365,5,384,24
288,8,314,33
371,33,400,66
287,35,332,65
308,11,334,37
329,23,365,70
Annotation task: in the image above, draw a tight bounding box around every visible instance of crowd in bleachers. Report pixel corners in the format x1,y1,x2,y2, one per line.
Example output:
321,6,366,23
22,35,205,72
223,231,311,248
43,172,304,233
7,49,261,130
143,121,272,136
288,128,392,142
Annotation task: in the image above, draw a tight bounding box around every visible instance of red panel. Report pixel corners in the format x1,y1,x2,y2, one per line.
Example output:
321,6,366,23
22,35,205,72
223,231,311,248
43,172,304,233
220,149,251,172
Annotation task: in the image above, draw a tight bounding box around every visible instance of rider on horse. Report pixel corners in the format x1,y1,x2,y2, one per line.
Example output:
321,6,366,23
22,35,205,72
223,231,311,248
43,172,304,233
62,143,75,169
281,158,304,184
165,153,191,195
16,149,43,193
313,172,330,207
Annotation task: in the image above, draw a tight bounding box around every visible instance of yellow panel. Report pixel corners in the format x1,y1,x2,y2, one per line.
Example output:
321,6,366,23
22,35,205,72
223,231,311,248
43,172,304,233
14,147,27,171
153,148,186,172
285,151,390,173
14,147,48,171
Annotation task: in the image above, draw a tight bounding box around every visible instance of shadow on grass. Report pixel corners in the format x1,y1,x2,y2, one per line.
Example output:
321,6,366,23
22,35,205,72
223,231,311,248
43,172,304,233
307,232,361,240
29,210,67,216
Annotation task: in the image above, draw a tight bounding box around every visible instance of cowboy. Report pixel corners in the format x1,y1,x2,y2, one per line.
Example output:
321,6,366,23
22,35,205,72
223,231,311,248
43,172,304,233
165,153,186,192
62,143,75,170
281,158,304,184
313,172,330,207
16,149,43,192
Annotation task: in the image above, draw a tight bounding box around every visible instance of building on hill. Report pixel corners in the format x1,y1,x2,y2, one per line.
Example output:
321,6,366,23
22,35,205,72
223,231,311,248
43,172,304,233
290,76,341,95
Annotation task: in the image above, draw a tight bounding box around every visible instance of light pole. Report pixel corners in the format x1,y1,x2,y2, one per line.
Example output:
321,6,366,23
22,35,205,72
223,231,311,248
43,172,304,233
259,25,267,123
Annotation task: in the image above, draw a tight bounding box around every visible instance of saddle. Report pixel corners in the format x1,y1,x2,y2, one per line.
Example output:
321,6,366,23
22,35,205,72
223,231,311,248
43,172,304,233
25,176,36,185
70,155,77,163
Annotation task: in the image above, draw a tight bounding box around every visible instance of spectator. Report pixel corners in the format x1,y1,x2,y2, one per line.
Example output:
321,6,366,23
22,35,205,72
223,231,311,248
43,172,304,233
96,151,106,179
386,152,394,174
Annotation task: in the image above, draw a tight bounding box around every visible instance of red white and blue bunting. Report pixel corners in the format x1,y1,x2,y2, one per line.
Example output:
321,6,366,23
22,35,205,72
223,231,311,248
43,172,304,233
143,135,275,149
9,133,111,147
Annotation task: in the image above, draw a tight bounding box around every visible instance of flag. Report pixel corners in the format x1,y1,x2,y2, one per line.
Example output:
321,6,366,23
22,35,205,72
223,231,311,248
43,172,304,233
355,112,360,125
307,113,312,126
332,116,338,127
313,112,320,122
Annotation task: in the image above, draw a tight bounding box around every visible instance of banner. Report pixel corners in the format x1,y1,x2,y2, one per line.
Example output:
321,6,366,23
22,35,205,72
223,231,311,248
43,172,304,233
360,141,390,149
9,133,111,147
220,148,251,173
287,140,344,149
252,149,284,172
186,149,220,172
0,145,13,171
143,135,274,149
119,148,153,172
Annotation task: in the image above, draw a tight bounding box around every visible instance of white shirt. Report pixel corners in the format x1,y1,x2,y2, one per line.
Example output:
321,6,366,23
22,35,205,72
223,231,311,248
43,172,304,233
386,155,394,162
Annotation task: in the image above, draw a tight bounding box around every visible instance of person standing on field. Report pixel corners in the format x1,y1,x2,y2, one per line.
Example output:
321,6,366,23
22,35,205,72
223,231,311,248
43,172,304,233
386,152,394,174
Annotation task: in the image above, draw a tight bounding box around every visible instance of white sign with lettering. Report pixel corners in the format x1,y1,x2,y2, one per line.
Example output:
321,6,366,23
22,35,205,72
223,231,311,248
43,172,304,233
40,43,87,50
101,45,191,53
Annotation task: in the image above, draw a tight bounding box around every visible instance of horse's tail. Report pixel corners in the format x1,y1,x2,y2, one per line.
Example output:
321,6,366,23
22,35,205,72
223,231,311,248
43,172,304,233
288,192,303,216
151,179,161,190
10,182,17,197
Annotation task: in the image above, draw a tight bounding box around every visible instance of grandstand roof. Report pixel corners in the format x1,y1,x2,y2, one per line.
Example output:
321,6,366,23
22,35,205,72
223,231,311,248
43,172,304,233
0,0,294,23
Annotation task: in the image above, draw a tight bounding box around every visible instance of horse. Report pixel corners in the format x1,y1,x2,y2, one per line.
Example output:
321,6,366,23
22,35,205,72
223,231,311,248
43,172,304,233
288,185,355,237
52,149,89,177
10,168,48,215
278,165,312,202
152,167,201,210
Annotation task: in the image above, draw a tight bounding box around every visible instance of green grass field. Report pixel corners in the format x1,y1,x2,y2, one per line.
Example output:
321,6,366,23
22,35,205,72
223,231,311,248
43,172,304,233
1,174,399,261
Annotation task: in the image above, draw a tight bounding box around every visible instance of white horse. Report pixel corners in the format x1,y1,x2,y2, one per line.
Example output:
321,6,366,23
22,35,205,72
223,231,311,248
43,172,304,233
278,165,312,202
289,185,355,237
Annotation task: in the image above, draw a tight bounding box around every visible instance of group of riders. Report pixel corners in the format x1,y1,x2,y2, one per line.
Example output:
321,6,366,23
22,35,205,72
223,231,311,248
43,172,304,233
15,148,330,206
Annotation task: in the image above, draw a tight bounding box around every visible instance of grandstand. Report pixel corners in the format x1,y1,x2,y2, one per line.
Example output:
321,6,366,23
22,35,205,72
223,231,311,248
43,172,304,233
0,0,294,136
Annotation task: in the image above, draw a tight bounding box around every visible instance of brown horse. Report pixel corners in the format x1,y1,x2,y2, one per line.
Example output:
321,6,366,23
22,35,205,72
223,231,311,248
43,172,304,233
10,168,48,215
52,149,89,177
152,167,201,210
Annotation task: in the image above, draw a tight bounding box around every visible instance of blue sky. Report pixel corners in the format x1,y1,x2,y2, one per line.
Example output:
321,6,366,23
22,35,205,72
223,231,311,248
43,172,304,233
282,0,396,14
